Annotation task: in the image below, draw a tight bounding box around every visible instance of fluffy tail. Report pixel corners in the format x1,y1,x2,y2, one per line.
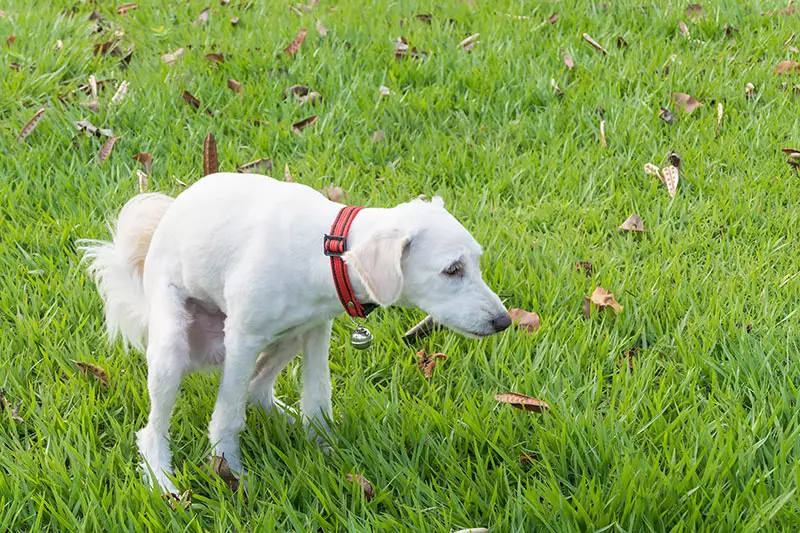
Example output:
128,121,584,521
79,193,174,351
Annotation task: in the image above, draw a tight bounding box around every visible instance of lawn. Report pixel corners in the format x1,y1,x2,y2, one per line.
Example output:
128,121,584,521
2,0,800,531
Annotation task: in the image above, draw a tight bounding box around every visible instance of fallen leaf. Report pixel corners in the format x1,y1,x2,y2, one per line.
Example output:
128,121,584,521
679,20,690,38
519,453,538,465
345,474,375,501
117,3,137,15
746,322,754,332
616,36,628,48
164,490,192,511
203,133,218,176
618,213,647,232
723,25,739,38
227,79,243,97
194,8,210,26
73,360,109,387
182,90,213,116
89,75,98,99
659,107,676,125
589,286,623,313
17,106,46,142
10,62,21,71
562,50,574,70
5,34,16,47
137,170,148,193
416,349,447,378
776,61,800,74
621,347,638,372
284,27,307,56
237,158,272,174
644,162,664,182
133,152,152,174
661,165,679,197
55,39,63,52
322,186,346,202
459,33,479,52
582,33,607,55
111,80,129,105
781,148,800,159
662,54,677,77
393,36,427,60
292,115,318,132
764,4,797,15
81,101,100,113
494,392,550,413
284,84,310,99
508,308,541,333
379,85,391,96
668,151,681,169
204,53,225,64
161,48,184,65
599,120,607,148
548,13,559,24
210,455,240,491
0,391,25,423
582,297,591,318
231,16,239,25
671,92,703,114
575,261,593,276
686,3,704,19
289,6,303,16
299,92,322,106
94,40,119,56
316,19,328,37
416,13,432,23
98,136,120,163
88,10,105,22
75,120,114,138
371,130,385,143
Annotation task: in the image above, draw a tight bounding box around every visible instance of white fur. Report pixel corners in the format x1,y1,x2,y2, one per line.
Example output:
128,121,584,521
80,173,508,494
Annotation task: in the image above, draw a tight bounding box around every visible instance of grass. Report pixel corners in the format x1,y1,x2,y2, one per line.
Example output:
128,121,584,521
2,0,800,530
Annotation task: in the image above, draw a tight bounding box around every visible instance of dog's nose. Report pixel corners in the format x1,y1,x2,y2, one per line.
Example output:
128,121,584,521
491,313,512,332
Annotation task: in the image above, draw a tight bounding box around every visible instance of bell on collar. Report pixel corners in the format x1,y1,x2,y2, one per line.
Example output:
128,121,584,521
350,326,374,350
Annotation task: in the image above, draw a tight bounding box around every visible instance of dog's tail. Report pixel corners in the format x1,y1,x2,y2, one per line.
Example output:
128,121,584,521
79,193,174,351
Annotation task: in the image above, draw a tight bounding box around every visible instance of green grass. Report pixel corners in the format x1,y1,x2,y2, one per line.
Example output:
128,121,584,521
2,0,800,530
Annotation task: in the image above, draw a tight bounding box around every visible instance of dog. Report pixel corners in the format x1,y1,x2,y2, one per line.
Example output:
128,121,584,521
80,172,511,494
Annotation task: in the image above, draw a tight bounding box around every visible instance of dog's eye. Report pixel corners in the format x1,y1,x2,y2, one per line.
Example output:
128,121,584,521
442,262,464,278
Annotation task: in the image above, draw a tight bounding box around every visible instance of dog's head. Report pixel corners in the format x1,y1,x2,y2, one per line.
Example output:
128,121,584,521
344,197,511,337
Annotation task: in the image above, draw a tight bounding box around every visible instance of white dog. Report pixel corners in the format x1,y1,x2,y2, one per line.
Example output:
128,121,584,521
80,173,510,494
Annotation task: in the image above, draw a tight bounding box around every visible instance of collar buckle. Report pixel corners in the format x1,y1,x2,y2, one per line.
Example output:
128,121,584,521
323,234,347,257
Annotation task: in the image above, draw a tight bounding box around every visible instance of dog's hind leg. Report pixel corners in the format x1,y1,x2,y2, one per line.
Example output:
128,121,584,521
248,337,301,424
136,288,191,494
300,320,334,447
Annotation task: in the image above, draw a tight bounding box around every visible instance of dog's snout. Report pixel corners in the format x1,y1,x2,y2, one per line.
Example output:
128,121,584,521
491,313,512,333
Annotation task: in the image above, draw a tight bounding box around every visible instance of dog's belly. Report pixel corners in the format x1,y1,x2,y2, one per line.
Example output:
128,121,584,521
186,298,226,367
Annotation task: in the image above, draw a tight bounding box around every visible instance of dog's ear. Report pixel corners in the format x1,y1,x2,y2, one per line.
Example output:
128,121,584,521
344,229,410,307
431,195,444,207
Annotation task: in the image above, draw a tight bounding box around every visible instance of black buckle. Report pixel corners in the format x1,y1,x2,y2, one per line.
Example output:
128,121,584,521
323,234,347,257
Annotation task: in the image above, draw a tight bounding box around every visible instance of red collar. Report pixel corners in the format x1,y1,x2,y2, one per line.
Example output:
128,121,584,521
323,206,377,319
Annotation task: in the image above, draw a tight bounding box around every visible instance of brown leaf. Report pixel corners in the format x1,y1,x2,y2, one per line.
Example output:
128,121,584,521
459,33,479,52
203,132,218,176
73,360,109,387
284,84,310,99
292,115,318,132
371,130,385,143
322,186,346,203
661,165,679,198
508,308,541,334
723,25,739,38
161,48,184,65
10,61,21,71
686,3,704,19
94,41,119,56
284,163,293,182
616,36,628,48
776,61,800,74
98,136,120,163
416,349,447,378
668,151,681,169
671,92,703,114
0,391,25,423
164,490,193,511
662,54,677,77
81,100,100,113
781,148,800,159
111,81,129,105
284,27,307,56
17,106,46,142
548,13,559,24
743,82,753,101
582,33,607,55
582,297,591,318
194,8,210,26
575,261,593,276
345,474,375,501
621,347,638,372
316,19,328,37
133,152,152,174
562,50,574,70
182,90,213,116
589,286,623,313
659,107,676,125
519,453,538,465
618,213,647,232
236,158,272,174
231,16,239,25
227,79,242,95
116,3,137,15
75,120,114,138
393,36,427,60
5,34,16,47
204,53,225,64
209,455,240,491
415,13,432,23
494,392,550,413
679,20,690,38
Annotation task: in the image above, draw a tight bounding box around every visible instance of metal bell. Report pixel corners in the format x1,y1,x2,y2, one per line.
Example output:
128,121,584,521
350,326,374,350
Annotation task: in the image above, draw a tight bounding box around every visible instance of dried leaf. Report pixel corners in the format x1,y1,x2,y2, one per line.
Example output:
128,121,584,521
55,39,63,52
616,36,628,48
459,33,479,52
299,92,322,106
204,53,225,64
98,136,120,163
781,148,800,159
668,151,681,169
10,62,21,72
562,50,574,70
590,286,623,313
661,165,679,198
599,120,607,148
403,315,439,343
494,392,550,413
209,455,240,491
618,213,647,232
316,19,328,37
764,4,797,16
548,13,559,24
283,163,293,182
575,261,593,276
161,48,184,65
284,84,310,100
659,107,676,125
5,34,16,47
237,158,272,174
671,92,703,114
17,106,46,142
582,33,607,55
194,8,210,26
393,36,427,60
345,474,375,501
81,101,100,113
519,454,538,465
292,115,318,132
416,13,432,23
776,61,800,74
182,90,212,116
133,152,152,175
137,170,148,193
686,3,704,19
111,80,129,105
662,54,677,77
508,308,541,333
322,186,346,202
621,347,638,373
284,27,307,56
723,25,739,38
75,120,114,138
89,75,98,99
231,16,239,25
227,78,242,95
679,20,690,38
117,3,137,15
379,85,391,96
644,162,664,181
94,40,119,56
203,132,218,176
582,297,591,318
416,349,447,378
0,391,25,423
72,360,109,387
372,130,385,143
164,490,192,511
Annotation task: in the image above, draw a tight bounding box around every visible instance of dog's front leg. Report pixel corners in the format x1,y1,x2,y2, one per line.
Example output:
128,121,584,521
208,328,266,480
300,320,334,448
